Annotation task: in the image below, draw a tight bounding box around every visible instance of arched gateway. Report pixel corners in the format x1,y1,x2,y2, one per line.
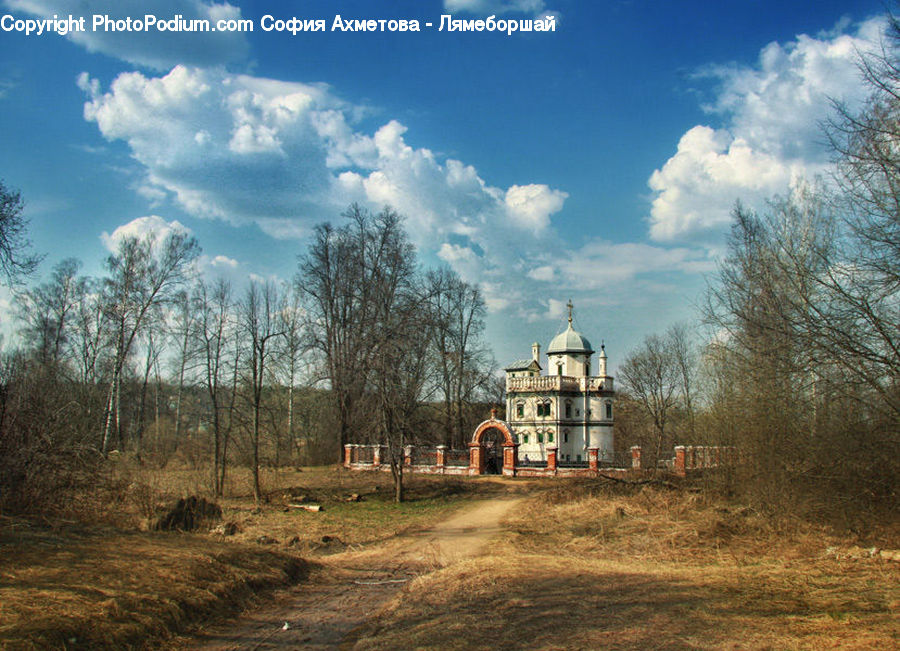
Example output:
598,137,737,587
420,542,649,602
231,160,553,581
469,410,518,476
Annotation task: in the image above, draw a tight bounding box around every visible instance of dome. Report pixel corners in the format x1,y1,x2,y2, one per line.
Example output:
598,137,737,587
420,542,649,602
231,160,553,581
547,322,594,355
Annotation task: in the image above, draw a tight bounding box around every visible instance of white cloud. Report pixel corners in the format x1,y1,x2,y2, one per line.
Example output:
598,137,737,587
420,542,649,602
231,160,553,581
444,0,546,15
505,184,568,232
209,254,238,269
527,265,555,282
81,65,570,269
648,126,804,241
6,0,249,69
648,16,883,244
558,240,717,290
100,215,191,252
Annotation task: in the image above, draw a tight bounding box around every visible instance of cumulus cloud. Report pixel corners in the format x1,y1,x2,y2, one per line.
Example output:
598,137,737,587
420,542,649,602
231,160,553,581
505,184,568,232
6,0,249,69
81,65,570,265
647,16,883,243
648,126,804,241
100,215,191,252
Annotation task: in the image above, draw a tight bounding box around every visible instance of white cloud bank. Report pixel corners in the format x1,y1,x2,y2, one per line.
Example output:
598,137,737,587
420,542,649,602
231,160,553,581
80,65,569,250
647,16,883,244
5,0,249,69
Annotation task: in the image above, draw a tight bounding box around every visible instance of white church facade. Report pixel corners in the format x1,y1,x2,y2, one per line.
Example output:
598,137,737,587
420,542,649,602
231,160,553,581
505,302,615,463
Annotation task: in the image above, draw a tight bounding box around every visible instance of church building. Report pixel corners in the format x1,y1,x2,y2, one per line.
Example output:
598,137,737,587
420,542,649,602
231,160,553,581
505,302,615,463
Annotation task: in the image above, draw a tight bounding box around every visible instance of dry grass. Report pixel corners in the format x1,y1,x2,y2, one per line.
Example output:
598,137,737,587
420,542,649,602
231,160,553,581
0,518,305,650
355,479,900,650
0,465,495,649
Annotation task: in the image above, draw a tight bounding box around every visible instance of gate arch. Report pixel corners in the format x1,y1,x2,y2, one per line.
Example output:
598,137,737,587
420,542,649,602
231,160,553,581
469,412,518,475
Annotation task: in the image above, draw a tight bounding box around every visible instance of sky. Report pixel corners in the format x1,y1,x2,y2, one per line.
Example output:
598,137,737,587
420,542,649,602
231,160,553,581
0,0,889,370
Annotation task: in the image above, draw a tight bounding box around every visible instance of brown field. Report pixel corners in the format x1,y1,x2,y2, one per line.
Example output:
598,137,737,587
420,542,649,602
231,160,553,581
1,469,898,650
356,481,900,650
0,466,492,650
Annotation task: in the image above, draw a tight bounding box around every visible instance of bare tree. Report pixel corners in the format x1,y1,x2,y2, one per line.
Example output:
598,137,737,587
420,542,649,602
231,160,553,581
427,268,491,449
16,258,83,367
297,204,413,460
0,180,41,287
240,280,282,504
100,230,199,454
195,278,235,495
275,282,306,465
619,331,681,461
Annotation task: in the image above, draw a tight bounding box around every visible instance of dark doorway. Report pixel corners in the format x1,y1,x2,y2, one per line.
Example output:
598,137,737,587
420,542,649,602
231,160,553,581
481,428,504,475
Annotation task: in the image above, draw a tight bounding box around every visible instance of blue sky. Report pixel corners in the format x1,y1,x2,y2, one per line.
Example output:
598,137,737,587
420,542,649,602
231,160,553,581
0,0,888,369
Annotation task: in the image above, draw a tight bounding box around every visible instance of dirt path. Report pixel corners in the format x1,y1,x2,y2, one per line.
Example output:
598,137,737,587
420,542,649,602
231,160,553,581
182,496,523,650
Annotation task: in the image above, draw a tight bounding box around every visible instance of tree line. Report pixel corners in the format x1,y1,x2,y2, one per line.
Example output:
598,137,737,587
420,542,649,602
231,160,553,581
616,18,900,516
0,199,495,510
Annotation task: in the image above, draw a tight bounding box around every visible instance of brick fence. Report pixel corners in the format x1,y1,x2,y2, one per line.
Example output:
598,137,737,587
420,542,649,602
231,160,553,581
344,443,738,478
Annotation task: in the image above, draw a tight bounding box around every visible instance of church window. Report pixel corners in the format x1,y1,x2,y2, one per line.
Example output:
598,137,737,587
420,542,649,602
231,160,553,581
565,402,571,418
557,364,563,376
523,434,529,443
537,433,544,443
585,363,590,376
564,431,568,443
516,403,524,418
606,403,613,419
548,432,554,443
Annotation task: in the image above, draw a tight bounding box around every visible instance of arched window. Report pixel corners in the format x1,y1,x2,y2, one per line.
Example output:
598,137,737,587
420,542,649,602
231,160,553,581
557,364,563,376
537,432,544,443
516,402,524,418
606,402,613,419
565,401,572,419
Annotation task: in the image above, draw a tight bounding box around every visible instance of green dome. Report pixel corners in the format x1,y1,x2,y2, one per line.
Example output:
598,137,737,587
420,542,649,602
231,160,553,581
547,323,594,355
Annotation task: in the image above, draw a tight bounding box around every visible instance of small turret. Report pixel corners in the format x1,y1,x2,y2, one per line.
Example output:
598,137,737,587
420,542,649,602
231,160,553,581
532,342,541,363
598,341,607,377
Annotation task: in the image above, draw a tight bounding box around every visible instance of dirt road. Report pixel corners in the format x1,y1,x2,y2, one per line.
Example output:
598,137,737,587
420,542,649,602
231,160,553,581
182,496,523,650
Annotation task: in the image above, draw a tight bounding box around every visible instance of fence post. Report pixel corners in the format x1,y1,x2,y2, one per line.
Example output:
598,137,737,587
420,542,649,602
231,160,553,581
468,442,483,475
674,446,686,476
343,444,352,468
630,445,642,470
547,446,558,473
588,447,599,472
404,445,413,466
436,445,447,473
372,444,381,467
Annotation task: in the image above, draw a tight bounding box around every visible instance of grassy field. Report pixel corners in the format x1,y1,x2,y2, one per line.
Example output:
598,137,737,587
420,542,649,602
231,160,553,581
2,468,897,650
0,466,492,650
355,481,900,650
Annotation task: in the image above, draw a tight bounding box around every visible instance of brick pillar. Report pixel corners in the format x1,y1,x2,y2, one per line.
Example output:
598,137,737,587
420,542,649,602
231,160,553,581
436,445,447,472
630,445,642,470
372,444,381,467
674,446,686,477
588,447,599,471
502,444,518,476
468,442,483,475
546,446,558,473
404,445,413,466
343,444,352,468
